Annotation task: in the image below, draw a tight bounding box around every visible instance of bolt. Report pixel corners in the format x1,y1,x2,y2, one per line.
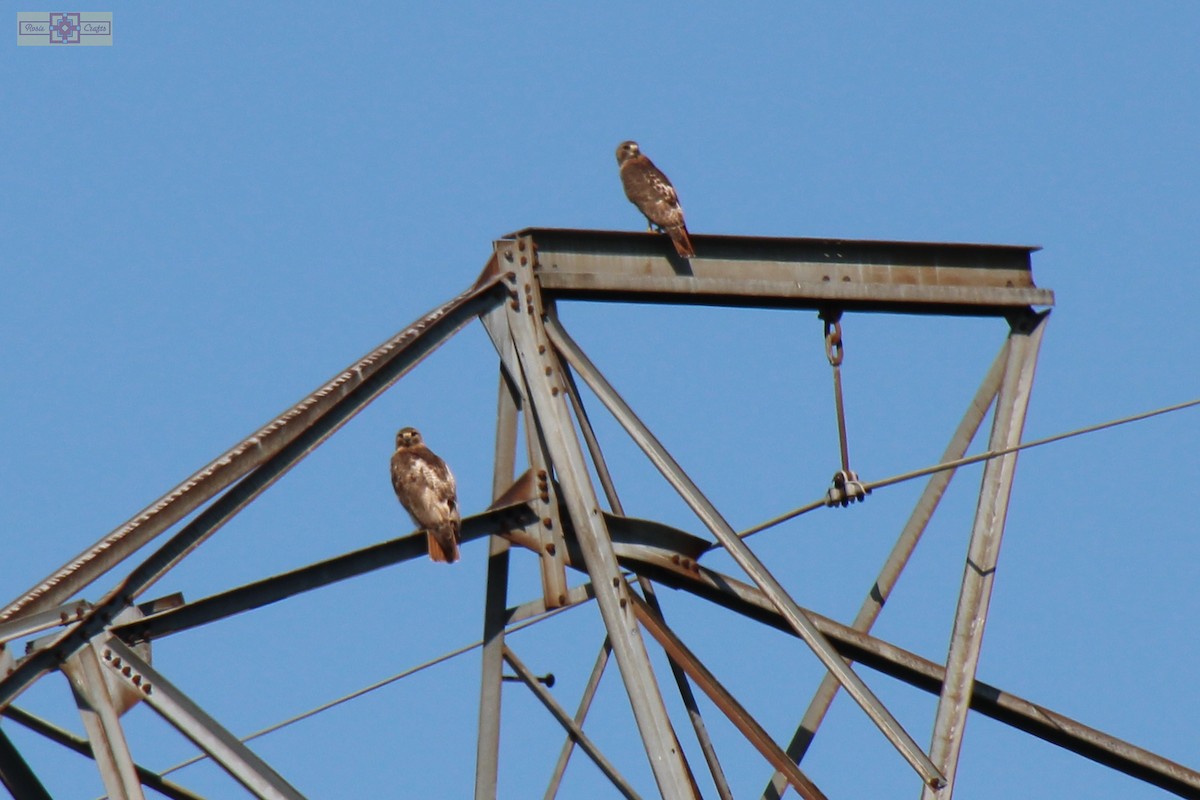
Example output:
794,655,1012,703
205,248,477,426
501,672,554,686
504,250,514,262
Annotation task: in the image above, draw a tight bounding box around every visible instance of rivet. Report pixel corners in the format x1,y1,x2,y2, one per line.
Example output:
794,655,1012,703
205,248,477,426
545,542,556,556
122,666,132,677
504,250,514,262
518,241,526,252
520,256,528,266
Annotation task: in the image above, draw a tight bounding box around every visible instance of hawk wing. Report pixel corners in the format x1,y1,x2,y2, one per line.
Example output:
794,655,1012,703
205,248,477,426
620,155,695,257
391,446,461,563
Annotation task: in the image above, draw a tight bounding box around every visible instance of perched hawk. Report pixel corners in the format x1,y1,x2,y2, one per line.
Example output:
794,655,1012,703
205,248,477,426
390,426,461,563
616,140,695,258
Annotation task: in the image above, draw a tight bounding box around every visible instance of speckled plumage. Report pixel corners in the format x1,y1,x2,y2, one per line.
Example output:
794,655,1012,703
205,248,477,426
616,140,695,258
390,427,461,563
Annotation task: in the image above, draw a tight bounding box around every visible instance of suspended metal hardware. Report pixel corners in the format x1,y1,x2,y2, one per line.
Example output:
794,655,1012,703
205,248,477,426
820,310,866,507
825,469,868,508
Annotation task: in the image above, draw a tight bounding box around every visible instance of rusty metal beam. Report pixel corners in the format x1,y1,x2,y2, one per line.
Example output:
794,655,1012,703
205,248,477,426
558,346,734,800
545,315,945,789
627,590,828,800
110,502,536,645
2,706,205,800
100,639,305,800
623,555,1200,799
923,311,1049,799
544,638,612,799
1,264,507,625
0,725,51,800
475,367,520,800
0,271,510,712
500,236,698,798
512,228,1051,316
62,642,145,800
503,646,642,800
762,338,1008,799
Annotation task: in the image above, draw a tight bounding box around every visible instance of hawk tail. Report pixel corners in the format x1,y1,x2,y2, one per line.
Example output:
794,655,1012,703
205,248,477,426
427,523,461,564
667,224,695,258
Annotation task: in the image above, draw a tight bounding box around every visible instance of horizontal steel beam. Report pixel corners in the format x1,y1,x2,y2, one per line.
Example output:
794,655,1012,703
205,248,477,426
508,228,1052,315
113,501,537,643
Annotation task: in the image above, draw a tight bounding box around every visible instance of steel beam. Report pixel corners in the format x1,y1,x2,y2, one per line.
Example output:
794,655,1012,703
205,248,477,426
1,265,507,624
62,643,145,800
0,725,51,800
628,590,829,800
545,639,611,799
100,638,306,800
922,311,1049,799
624,557,1200,798
481,301,572,608
2,706,204,800
503,646,642,800
762,340,1008,799
500,238,697,799
545,316,945,789
0,278,510,712
111,502,535,645
512,228,1052,316
560,352,734,800
475,368,520,800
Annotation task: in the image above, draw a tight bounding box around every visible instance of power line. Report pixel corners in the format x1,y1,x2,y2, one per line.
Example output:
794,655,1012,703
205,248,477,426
156,604,575,779
735,396,1200,543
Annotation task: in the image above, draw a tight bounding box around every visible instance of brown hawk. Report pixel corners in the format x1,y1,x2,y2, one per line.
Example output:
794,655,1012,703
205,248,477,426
616,140,695,258
390,426,461,563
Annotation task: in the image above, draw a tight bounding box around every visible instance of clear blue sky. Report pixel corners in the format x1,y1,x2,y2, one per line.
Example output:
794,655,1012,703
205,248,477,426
2,2,1199,797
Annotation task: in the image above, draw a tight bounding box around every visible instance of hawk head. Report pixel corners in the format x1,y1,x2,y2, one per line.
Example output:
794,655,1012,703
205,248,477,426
616,140,641,166
395,426,424,449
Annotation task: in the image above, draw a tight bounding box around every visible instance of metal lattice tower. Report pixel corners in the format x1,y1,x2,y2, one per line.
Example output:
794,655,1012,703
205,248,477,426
1,228,1196,799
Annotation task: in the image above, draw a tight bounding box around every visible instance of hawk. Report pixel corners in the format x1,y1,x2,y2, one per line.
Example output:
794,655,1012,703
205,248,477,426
391,426,461,563
616,140,695,258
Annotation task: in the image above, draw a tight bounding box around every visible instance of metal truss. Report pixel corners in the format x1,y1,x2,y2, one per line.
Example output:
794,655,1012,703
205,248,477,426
0,228,1195,799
